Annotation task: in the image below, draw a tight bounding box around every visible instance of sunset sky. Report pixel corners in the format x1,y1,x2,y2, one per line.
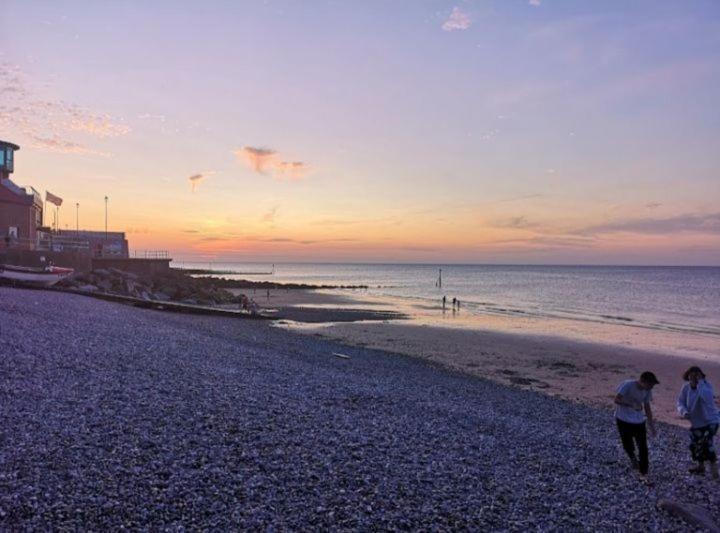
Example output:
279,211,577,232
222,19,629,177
1,1,719,265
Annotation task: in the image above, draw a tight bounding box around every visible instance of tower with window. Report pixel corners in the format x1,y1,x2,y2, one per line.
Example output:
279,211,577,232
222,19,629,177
0,140,20,180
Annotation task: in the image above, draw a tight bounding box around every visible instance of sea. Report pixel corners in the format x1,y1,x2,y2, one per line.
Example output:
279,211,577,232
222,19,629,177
172,262,720,339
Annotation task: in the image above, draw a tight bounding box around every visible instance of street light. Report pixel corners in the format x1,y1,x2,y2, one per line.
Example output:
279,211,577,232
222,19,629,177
76,202,79,236
104,196,108,241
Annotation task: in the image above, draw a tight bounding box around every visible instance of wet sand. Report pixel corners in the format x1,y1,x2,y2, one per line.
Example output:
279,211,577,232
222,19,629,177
226,288,405,322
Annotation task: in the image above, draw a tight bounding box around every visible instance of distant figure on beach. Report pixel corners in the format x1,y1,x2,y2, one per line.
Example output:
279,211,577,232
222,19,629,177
677,366,719,478
266,289,270,300
456,299,460,310
614,371,659,484
442,295,446,310
452,297,456,309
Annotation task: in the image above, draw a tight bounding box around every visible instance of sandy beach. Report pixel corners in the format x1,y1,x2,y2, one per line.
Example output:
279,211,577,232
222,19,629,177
2,285,719,530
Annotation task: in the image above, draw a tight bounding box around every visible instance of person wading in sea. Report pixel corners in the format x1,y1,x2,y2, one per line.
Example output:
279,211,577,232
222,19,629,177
614,371,659,484
677,366,720,478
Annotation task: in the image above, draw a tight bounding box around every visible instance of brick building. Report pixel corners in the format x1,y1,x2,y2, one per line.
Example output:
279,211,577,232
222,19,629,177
0,140,44,250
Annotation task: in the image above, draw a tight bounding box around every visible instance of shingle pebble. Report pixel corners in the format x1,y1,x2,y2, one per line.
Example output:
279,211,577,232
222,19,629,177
0,286,715,530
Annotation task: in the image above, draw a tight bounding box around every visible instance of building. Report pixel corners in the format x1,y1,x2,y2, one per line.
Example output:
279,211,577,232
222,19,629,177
56,229,129,258
0,140,44,251
1,138,170,274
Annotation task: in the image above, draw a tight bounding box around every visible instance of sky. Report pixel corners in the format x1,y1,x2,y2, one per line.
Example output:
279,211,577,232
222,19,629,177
1,0,719,265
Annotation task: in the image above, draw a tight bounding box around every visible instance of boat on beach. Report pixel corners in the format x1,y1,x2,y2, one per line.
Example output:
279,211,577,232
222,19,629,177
0,264,74,287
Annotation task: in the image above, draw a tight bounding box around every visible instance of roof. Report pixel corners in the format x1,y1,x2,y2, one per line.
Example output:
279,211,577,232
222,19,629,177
0,178,33,206
0,140,20,151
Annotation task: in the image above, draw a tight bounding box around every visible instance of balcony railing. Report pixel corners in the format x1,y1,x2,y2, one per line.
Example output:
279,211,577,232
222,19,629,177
132,250,170,259
37,235,90,251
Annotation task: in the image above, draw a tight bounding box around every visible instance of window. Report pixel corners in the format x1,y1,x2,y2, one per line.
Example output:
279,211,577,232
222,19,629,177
6,148,12,171
0,149,5,167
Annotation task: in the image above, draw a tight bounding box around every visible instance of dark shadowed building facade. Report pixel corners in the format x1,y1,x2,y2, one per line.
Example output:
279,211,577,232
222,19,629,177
0,141,44,251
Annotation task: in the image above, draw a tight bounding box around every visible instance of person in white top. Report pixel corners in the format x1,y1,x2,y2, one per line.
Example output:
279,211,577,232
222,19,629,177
614,371,659,484
677,366,720,478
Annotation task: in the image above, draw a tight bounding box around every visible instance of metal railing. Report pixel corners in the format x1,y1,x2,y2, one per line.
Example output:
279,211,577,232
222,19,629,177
133,250,170,259
37,235,90,251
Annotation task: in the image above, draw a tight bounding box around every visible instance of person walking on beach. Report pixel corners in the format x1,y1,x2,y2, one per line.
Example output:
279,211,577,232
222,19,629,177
614,371,659,483
442,295,446,310
677,366,720,478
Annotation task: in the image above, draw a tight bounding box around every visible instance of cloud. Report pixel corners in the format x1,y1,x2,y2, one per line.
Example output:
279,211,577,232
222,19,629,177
494,215,538,229
28,135,108,156
497,193,544,204
234,146,309,180
262,206,279,223
529,0,541,6
188,171,215,192
645,202,662,210
0,62,130,154
138,113,167,122
71,113,131,137
442,7,471,31
578,212,720,236
274,161,309,181
235,146,277,173
489,235,596,249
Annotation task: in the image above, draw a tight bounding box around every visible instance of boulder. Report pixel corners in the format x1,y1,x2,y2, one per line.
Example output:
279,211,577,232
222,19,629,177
658,499,720,532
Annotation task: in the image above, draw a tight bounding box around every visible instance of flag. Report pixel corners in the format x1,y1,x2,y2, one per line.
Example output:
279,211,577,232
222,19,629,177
46,191,63,207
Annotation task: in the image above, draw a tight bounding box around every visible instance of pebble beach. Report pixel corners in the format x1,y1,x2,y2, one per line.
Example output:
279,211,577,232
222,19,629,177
1,286,719,530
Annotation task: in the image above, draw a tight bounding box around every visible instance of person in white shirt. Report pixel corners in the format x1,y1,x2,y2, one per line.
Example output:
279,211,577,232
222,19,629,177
677,366,720,478
614,371,659,483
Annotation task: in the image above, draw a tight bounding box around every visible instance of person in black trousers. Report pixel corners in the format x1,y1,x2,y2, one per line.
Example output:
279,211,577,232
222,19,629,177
614,371,659,484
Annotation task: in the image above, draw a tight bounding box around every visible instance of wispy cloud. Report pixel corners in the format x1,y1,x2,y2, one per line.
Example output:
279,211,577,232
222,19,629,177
275,161,309,180
645,202,662,210
188,171,216,192
529,0,541,6
262,206,279,223
28,135,108,156
493,215,539,229
578,212,720,236
0,62,131,155
71,114,131,137
234,146,309,180
235,146,277,173
442,7,471,32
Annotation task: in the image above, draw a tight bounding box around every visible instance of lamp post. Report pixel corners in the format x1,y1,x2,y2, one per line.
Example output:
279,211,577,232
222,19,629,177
76,202,79,236
104,196,108,241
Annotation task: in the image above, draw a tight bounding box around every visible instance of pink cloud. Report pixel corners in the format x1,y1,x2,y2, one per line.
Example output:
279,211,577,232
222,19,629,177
442,7,471,32
234,146,309,180
234,146,278,173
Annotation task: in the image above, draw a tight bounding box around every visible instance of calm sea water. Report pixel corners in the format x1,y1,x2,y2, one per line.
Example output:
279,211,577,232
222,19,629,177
172,262,720,337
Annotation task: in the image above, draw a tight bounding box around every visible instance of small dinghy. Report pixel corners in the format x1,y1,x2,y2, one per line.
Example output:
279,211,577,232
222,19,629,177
0,264,74,287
